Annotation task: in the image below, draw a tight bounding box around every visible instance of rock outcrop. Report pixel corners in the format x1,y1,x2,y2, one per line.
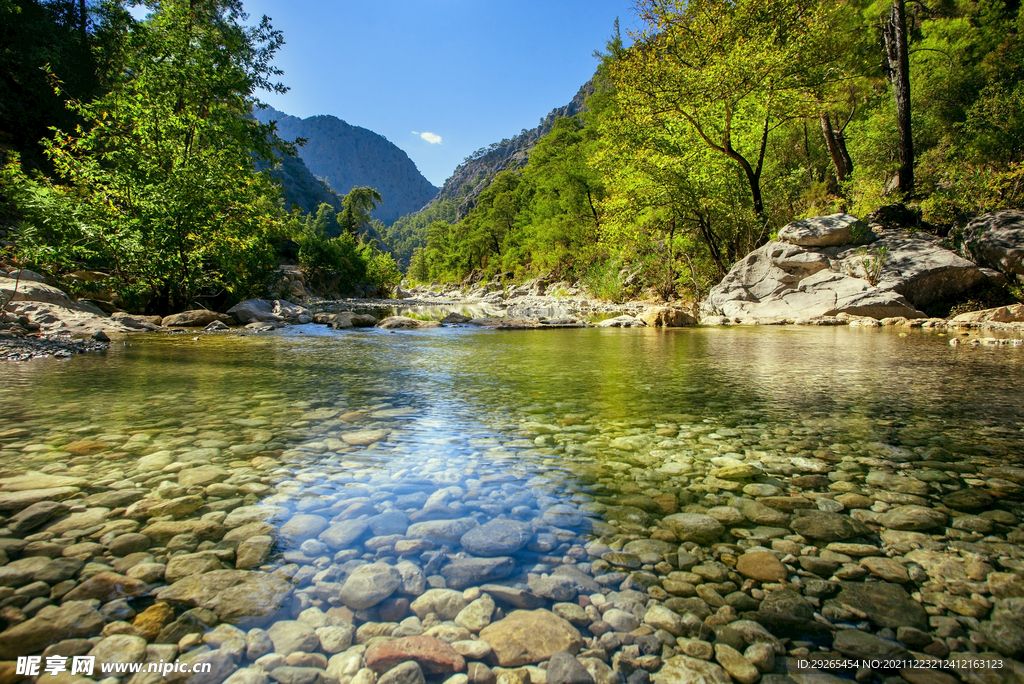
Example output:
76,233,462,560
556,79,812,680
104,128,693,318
961,210,1024,280
701,213,987,321
1,273,139,336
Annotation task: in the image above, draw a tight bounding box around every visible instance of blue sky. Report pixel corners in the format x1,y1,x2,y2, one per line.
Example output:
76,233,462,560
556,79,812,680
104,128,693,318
238,0,638,187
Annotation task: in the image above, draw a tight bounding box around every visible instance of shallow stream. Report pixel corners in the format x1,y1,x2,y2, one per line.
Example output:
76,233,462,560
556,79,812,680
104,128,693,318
1,326,1023,684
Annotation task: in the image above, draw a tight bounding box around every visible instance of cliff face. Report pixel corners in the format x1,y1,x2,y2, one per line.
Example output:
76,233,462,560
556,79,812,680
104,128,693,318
258,148,342,215
254,107,439,225
427,82,593,219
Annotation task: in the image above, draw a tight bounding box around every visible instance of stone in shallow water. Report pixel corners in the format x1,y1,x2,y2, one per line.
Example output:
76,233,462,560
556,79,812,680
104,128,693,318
940,488,994,511
878,505,947,531
88,634,148,665
981,597,1024,659
860,556,909,583
824,581,927,630
0,472,89,491
0,487,80,511
155,569,293,627
339,563,402,610
411,589,467,620
832,629,906,659
341,429,387,446
281,514,329,540
0,600,104,658
266,620,320,656
661,513,724,545
379,662,425,684
479,609,583,667
365,635,466,675
440,557,515,590
547,652,595,684
477,584,546,609
652,655,730,684
407,519,478,545
460,519,533,557
8,500,69,533
736,551,788,582
319,520,369,550
789,511,869,542
63,571,148,603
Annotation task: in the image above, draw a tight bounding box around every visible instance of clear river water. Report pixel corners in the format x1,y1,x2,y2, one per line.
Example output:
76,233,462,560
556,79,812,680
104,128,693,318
1,326,1022,684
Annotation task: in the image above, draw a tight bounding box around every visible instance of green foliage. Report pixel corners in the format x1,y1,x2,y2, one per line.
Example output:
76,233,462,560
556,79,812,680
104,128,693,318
845,246,891,285
337,187,382,237
402,0,1024,302
293,201,399,296
384,199,458,267
35,0,290,313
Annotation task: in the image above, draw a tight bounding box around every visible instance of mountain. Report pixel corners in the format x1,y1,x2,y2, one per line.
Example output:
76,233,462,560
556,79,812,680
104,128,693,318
383,82,594,266
254,106,439,225
426,82,593,219
258,148,343,215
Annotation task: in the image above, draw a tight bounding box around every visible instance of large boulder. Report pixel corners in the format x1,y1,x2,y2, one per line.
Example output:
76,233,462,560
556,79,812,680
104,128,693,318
162,310,233,327
228,299,284,324
839,233,986,307
700,240,924,321
961,210,1024,279
700,213,989,320
1,276,134,335
951,302,1024,324
640,307,697,327
377,316,441,330
272,299,312,321
777,213,873,247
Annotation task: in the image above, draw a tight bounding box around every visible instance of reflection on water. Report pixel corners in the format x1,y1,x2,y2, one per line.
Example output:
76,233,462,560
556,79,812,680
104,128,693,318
1,326,1023,681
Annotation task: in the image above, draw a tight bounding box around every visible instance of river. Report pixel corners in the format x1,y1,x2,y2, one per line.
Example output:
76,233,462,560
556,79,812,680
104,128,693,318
1,326,1022,684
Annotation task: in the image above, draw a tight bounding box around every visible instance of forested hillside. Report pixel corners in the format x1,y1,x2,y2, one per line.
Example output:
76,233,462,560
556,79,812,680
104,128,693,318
0,0,402,313
253,107,438,225
406,5,1024,302
384,83,592,267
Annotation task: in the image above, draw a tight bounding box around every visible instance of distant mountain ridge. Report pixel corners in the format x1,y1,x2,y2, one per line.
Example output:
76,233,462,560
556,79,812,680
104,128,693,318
427,82,593,219
254,106,438,225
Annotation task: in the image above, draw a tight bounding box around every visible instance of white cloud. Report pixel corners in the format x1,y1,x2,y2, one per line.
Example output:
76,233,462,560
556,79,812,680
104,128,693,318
412,131,442,145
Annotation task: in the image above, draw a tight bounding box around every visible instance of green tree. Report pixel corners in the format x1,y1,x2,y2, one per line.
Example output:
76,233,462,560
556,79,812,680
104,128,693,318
41,0,288,313
337,186,382,237
616,0,866,218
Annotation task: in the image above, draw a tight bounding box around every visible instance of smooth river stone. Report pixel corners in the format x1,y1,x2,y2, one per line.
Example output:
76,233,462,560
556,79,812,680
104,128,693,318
338,563,402,610
341,430,386,446
0,487,80,511
824,581,928,630
155,570,294,627
652,655,730,684
407,518,477,545
280,515,329,540
789,510,870,541
440,557,515,590
460,519,533,557
479,609,583,667
736,551,788,582
365,635,466,675
0,601,105,659
319,520,369,550
878,505,948,531
660,513,724,544
0,472,89,491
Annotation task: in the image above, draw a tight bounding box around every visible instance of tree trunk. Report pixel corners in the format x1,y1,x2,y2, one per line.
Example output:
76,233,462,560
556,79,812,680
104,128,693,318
820,112,850,185
884,0,914,195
